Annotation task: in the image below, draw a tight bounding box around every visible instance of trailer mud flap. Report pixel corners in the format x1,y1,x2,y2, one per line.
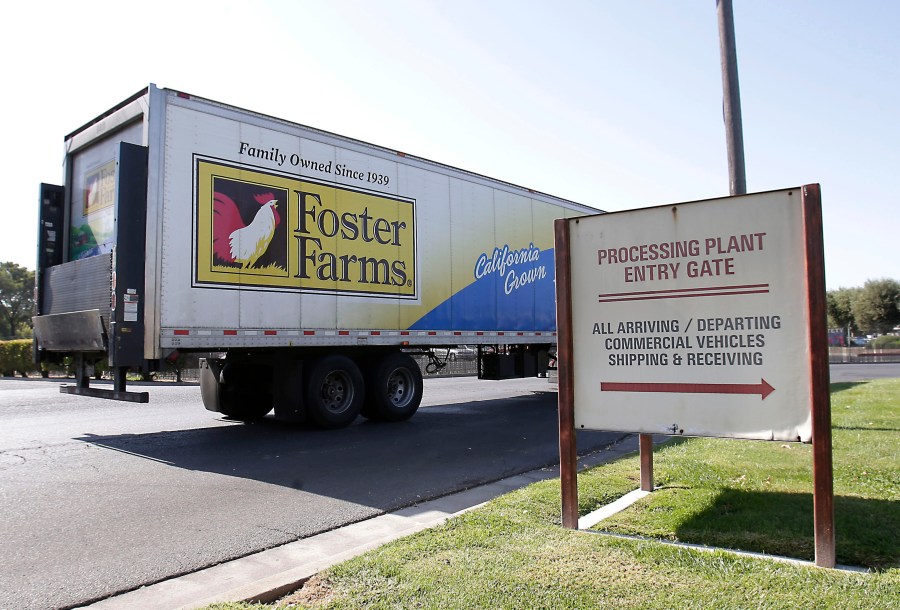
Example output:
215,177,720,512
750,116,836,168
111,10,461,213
199,358,223,412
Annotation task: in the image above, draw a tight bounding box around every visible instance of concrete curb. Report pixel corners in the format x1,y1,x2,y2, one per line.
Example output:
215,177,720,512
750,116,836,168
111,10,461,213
81,434,638,610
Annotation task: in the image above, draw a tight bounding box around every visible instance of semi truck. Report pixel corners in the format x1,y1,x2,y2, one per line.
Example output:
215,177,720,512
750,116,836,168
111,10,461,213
32,84,597,428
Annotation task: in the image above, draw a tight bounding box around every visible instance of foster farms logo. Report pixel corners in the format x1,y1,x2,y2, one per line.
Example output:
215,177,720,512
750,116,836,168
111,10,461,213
194,158,417,298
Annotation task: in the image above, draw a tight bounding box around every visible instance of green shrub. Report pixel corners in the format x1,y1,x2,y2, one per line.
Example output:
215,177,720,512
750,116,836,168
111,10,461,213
0,339,36,377
40,355,109,379
871,335,900,349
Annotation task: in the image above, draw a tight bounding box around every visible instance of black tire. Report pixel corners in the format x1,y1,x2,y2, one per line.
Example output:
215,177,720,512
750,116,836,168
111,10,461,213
363,352,423,422
304,355,364,429
218,362,274,421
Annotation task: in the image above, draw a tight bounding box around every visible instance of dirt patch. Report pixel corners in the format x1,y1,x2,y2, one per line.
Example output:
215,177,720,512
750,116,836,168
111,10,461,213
277,575,335,607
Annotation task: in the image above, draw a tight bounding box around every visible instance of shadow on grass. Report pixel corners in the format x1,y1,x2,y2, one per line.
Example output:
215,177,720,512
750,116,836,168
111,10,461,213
673,488,899,569
830,381,868,393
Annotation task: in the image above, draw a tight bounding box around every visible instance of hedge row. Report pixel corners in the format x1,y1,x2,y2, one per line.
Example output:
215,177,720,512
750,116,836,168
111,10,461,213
0,340,37,377
0,340,96,378
871,335,900,349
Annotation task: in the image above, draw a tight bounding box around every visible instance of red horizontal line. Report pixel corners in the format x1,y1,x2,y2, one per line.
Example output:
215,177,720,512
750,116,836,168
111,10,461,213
303,330,315,335
223,330,237,336
174,330,189,336
598,283,769,299
264,330,277,336
599,288,769,303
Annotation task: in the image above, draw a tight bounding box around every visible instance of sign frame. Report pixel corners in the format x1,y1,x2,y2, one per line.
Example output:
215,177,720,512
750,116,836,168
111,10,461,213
555,185,834,567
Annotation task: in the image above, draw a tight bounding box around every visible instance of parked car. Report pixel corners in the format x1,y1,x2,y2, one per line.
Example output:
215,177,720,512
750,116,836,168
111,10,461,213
851,336,869,347
448,345,477,361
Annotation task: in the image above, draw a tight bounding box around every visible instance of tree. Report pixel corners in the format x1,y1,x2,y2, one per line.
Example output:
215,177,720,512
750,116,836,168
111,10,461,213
826,287,860,335
852,278,900,335
0,262,35,340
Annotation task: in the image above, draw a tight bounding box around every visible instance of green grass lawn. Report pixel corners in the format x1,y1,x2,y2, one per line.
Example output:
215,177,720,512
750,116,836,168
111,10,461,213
210,378,900,609
594,380,899,568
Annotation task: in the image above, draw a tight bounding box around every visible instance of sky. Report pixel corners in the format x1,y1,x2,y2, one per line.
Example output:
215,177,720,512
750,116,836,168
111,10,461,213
1,0,896,290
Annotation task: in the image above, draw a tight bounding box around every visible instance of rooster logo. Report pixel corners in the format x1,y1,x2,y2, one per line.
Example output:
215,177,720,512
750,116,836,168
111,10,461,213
213,189,284,269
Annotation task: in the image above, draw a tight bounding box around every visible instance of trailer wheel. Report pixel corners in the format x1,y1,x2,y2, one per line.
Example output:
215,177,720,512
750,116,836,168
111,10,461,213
218,362,273,421
304,355,364,429
363,352,423,422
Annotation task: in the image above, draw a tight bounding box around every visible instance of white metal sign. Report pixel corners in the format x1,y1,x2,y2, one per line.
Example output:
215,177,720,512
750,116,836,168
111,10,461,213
568,188,813,441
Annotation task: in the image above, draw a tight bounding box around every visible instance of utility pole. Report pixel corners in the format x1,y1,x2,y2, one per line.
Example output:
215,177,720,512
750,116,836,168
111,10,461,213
716,0,747,195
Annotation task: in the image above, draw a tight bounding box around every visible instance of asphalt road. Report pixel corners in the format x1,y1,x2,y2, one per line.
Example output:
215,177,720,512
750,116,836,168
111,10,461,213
0,376,624,610
827,362,900,382
2,364,895,609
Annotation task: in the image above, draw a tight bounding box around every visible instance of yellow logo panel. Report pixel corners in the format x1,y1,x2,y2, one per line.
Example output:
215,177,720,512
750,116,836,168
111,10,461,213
194,158,416,298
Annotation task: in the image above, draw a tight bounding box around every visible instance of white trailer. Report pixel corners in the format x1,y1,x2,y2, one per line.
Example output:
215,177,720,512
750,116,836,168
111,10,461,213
33,84,598,427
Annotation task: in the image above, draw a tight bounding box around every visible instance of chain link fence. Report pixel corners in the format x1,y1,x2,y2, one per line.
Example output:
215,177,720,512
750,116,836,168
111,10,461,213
829,347,900,364
35,347,899,384
149,350,481,383
411,351,479,378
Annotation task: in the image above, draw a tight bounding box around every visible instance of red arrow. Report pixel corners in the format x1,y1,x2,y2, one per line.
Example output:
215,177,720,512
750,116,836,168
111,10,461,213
601,379,775,400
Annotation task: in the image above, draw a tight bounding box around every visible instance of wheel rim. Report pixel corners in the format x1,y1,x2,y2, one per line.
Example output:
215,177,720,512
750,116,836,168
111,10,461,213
385,367,415,409
320,370,354,414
